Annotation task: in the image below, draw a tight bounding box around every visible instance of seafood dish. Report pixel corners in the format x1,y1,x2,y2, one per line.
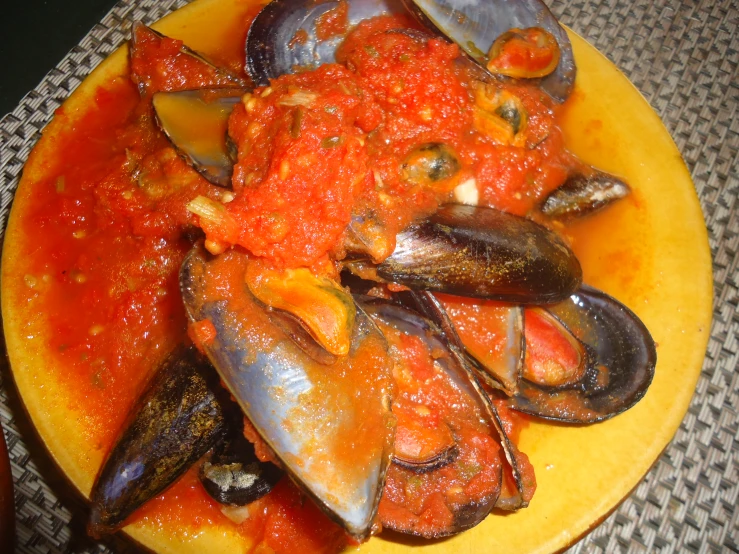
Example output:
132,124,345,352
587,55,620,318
0,0,712,552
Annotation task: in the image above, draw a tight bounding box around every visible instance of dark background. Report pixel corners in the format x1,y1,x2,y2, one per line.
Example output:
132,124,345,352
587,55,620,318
0,0,119,117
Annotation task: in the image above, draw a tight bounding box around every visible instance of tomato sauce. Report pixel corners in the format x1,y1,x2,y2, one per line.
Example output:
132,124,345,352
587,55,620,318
197,15,576,271
11,7,592,554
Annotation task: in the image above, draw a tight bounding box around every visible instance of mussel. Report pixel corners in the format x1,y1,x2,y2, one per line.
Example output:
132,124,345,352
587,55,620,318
365,204,583,304
399,0,575,102
357,296,503,537
507,286,657,423
152,89,248,187
402,286,656,423
540,169,632,219
180,245,396,540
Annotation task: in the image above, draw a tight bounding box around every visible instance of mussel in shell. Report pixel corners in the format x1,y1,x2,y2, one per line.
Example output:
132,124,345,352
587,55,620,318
507,286,657,423
180,245,396,540
357,296,503,537
152,89,248,187
399,0,576,102
398,286,656,423
540,169,632,219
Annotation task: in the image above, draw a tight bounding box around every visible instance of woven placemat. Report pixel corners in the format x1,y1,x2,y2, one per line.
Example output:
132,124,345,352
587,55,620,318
0,0,737,552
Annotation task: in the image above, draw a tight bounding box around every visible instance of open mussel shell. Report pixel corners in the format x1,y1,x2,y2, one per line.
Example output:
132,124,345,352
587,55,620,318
540,169,632,219
200,429,283,506
246,0,405,86
357,296,502,536
180,245,395,540
400,0,576,102
88,345,228,537
373,204,582,304
152,88,247,187
508,286,657,423
400,290,524,395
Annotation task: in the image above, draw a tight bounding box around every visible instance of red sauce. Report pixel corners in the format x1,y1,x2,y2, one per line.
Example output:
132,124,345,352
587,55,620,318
315,0,349,41
222,64,379,268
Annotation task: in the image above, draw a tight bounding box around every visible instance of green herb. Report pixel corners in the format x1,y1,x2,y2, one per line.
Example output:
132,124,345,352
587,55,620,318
364,45,379,58
408,475,423,490
324,105,338,114
458,462,482,480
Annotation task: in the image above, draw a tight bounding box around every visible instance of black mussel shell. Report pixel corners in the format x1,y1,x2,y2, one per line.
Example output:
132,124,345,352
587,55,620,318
374,204,582,304
540,170,631,219
246,0,405,86
507,286,657,423
400,0,576,102
88,345,229,537
200,430,282,506
152,88,248,188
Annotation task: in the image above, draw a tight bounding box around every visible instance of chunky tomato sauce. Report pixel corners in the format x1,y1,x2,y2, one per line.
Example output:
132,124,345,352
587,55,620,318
10,6,595,553
197,15,576,270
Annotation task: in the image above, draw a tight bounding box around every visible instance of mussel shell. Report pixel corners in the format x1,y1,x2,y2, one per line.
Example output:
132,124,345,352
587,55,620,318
507,286,657,423
152,88,247,188
88,345,228,537
357,296,503,536
180,246,395,540
200,430,283,506
374,293,534,511
400,290,524,395
375,204,582,304
400,0,576,102
246,0,405,86
540,170,632,219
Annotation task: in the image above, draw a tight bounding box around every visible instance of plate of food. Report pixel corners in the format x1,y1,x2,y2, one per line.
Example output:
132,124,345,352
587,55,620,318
0,0,712,552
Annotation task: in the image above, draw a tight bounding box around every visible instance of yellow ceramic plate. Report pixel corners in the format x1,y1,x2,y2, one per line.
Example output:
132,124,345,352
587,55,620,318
1,0,712,552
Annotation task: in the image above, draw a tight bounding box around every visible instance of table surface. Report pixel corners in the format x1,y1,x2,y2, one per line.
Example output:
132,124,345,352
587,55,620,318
0,0,737,552
0,0,119,118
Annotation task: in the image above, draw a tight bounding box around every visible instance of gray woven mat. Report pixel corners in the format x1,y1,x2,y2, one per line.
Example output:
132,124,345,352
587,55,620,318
0,0,737,552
